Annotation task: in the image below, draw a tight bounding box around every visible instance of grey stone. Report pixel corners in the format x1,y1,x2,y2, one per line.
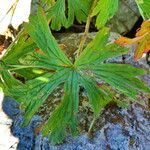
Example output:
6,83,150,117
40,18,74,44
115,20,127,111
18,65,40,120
2,94,150,150
109,0,140,34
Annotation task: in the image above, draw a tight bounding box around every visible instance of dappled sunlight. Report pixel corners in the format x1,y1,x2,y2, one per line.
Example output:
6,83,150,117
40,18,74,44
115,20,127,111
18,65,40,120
37,76,50,83
32,68,45,74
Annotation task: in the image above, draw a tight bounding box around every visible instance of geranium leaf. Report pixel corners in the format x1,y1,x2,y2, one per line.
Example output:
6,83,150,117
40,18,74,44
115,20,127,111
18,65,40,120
47,0,90,30
79,75,112,116
93,63,150,98
92,0,118,28
24,8,72,67
75,28,129,66
1,5,150,145
42,70,79,144
11,68,70,126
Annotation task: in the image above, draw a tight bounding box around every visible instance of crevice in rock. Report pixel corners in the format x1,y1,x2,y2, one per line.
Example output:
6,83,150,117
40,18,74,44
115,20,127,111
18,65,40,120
124,16,143,38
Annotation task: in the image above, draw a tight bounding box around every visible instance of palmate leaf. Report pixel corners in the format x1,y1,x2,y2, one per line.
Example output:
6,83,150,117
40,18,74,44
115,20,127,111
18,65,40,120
75,28,129,66
0,61,21,95
23,69,69,125
79,75,112,116
2,30,37,64
2,9,149,145
92,0,118,28
11,68,70,125
42,70,79,144
46,0,91,30
24,8,72,67
91,63,150,98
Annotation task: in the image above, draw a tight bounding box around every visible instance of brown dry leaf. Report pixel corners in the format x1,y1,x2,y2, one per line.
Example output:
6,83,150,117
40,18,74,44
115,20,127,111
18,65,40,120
35,48,44,55
136,21,150,36
115,20,150,61
0,45,5,54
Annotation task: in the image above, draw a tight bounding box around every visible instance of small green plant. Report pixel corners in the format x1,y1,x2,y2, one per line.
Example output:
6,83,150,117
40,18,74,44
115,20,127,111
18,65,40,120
0,0,150,144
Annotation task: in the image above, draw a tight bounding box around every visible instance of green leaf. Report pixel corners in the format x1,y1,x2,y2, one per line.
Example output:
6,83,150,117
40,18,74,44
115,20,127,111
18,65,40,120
135,0,150,20
13,68,70,126
25,8,72,67
93,63,150,98
2,30,37,64
42,70,79,144
47,0,91,30
67,0,91,26
0,69,21,96
75,27,109,66
46,0,67,30
1,5,149,145
92,0,118,28
75,28,129,66
79,75,112,116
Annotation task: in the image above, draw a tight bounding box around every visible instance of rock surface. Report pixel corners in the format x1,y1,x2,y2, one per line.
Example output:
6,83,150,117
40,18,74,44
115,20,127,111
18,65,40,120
0,91,18,150
2,91,150,150
109,0,140,34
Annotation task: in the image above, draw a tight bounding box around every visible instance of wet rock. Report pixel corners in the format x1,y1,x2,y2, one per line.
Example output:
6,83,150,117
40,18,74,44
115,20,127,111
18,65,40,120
12,115,42,150
2,97,20,119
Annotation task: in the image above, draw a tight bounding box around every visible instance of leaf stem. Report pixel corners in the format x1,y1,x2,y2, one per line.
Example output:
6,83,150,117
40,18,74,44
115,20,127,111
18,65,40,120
76,0,98,57
88,117,96,133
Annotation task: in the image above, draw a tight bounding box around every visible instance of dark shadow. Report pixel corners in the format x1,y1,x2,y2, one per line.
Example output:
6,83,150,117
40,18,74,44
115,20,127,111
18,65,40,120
124,16,143,38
